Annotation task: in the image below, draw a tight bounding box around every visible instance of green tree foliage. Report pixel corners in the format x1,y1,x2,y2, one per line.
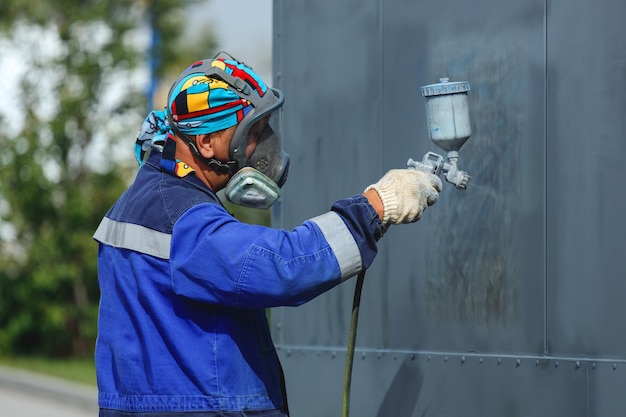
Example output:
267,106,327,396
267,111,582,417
0,0,214,357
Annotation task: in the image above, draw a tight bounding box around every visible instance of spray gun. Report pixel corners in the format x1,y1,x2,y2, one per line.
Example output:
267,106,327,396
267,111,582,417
407,78,472,189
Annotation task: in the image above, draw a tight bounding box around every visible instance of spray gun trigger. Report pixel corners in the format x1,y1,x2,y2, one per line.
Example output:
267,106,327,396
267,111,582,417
406,152,444,176
422,152,445,176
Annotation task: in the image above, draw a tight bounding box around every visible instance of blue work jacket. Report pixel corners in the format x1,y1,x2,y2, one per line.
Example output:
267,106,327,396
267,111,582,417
93,152,383,416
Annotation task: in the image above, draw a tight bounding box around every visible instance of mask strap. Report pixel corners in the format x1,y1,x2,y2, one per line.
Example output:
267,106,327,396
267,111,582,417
166,107,239,175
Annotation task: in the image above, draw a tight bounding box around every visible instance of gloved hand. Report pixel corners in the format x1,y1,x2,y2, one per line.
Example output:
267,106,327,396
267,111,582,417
364,169,442,225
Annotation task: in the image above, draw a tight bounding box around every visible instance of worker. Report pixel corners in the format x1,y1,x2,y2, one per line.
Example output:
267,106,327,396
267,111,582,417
93,52,442,417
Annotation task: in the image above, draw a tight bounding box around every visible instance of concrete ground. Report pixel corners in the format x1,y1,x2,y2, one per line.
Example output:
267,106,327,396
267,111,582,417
0,365,98,417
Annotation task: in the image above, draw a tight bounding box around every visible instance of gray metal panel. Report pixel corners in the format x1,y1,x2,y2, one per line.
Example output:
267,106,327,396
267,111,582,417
272,0,626,415
278,350,597,417
546,0,626,359
589,361,626,417
273,0,546,353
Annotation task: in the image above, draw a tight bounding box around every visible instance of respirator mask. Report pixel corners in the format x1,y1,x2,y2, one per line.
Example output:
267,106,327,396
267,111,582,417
224,92,290,209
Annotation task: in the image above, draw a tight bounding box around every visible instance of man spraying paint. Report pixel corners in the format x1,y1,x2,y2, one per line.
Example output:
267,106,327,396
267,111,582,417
93,52,442,417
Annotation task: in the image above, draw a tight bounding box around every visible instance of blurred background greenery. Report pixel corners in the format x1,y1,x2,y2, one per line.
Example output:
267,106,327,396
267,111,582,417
0,0,271,371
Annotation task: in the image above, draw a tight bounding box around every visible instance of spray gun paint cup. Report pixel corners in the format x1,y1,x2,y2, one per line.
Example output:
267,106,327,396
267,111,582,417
421,78,472,154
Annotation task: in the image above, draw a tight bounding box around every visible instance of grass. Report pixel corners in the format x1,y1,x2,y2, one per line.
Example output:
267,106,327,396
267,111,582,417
0,356,96,386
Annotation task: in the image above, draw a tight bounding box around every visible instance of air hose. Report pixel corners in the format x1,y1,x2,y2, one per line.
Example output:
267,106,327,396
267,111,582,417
342,268,366,417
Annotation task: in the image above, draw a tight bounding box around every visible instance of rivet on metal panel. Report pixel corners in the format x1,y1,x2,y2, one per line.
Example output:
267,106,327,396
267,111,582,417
461,356,466,364
613,363,617,370
479,358,483,364
444,356,449,363
377,353,382,360
361,352,366,360
427,355,432,362
536,360,540,367
497,358,502,365
555,361,559,368
393,354,398,360
286,350,291,357
410,354,415,361
591,363,596,370
331,351,336,359
516,359,521,368
575,361,581,370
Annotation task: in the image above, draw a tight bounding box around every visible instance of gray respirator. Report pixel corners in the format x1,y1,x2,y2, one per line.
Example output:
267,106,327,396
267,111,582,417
223,94,290,209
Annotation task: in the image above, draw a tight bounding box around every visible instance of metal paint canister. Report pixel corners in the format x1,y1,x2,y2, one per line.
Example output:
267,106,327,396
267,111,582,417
420,78,471,153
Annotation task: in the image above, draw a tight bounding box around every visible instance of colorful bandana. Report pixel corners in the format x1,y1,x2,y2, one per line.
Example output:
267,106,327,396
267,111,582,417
168,58,266,136
134,110,169,166
135,58,267,166
133,112,194,177
135,57,267,170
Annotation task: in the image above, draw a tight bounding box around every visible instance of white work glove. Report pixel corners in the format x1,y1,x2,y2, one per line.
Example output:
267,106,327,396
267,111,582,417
364,169,443,225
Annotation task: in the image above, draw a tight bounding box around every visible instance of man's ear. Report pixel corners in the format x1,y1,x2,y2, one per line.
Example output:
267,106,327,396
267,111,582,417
195,134,214,159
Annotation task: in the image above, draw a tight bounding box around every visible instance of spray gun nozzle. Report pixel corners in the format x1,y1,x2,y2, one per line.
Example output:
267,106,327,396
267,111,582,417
445,161,470,189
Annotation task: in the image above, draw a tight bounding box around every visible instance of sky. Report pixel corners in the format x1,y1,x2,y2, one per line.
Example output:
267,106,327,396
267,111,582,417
189,0,273,83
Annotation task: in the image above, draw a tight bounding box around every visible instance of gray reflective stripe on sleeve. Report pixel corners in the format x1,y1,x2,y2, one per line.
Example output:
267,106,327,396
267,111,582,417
93,217,171,259
310,212,362,280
